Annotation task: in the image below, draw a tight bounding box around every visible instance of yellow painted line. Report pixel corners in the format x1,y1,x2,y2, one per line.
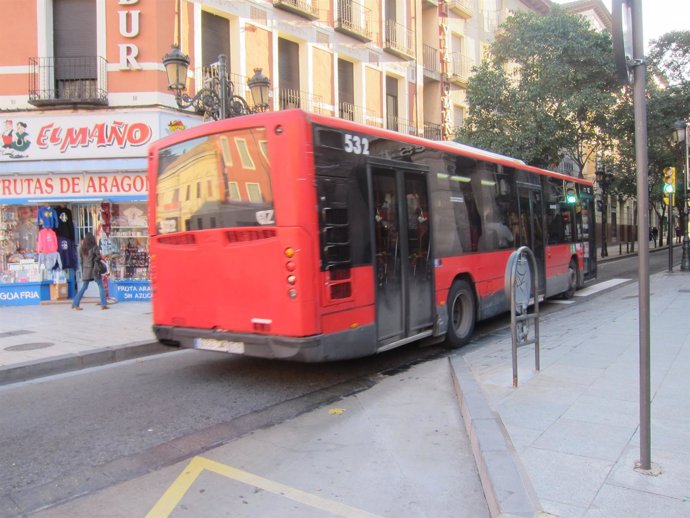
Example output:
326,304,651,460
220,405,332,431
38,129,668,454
146,455,384,518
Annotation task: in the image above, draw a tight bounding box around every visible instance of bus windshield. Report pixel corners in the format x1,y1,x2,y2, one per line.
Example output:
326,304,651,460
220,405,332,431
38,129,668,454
155,126,274,234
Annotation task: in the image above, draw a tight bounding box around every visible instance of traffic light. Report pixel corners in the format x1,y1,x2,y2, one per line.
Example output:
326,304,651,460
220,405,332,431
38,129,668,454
565,182,577,204
663,167,676,195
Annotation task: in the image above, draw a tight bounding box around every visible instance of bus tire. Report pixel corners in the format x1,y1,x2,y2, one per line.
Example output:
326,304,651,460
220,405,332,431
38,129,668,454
563,259,578,299
445,279,476,348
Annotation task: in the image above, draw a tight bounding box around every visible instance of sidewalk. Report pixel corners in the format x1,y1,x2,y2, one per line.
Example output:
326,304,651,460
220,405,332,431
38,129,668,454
2,255,690,517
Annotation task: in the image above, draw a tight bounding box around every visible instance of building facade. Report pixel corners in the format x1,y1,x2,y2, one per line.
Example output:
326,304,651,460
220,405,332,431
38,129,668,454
0,0,591,306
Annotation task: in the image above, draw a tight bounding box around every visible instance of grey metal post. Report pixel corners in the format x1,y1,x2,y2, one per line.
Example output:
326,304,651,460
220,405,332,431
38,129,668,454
631,0,651,471
219,54,228,120
669,203,673,272
682,121,690,270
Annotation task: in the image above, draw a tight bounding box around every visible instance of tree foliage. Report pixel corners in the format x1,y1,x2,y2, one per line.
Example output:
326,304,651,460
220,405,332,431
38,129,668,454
458,6,619,172
608,30,690,238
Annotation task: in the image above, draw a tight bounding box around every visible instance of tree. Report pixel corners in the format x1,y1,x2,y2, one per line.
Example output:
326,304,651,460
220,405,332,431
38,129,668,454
458,6,619,173
609,31,690,246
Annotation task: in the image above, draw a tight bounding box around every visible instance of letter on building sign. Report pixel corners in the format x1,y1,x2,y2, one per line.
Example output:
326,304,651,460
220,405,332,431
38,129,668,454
119,44,141,70
118,0,141,70
119,10,140,38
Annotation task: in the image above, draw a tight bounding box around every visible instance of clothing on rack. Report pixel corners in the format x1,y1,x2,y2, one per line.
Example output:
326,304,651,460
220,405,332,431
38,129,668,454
55,206,75,240
38,252,63,272
37,206,59,229
57,236,78,270
36,227,58,253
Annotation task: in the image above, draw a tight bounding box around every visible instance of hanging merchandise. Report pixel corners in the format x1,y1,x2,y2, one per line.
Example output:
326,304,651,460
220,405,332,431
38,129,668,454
55,206,76,241
37,206,59,229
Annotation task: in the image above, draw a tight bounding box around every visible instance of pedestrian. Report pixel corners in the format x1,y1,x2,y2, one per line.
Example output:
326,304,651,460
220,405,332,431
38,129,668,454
71,232,109,310
676,225,682,244
652,226,658,247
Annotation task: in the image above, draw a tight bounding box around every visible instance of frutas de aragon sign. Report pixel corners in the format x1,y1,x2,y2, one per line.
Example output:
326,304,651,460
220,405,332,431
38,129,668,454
0,113,155,161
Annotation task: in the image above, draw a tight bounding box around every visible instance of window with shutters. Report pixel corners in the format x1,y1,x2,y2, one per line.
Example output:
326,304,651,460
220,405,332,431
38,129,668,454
29,0,107,105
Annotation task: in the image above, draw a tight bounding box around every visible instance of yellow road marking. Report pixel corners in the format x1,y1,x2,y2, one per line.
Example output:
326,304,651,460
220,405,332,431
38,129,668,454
146,456,384,518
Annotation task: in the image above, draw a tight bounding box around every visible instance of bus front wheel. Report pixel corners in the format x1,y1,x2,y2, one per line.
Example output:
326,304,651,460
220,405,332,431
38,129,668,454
445,279,476,348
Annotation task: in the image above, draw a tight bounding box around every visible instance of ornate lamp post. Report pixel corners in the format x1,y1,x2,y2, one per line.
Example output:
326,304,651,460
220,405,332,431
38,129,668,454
595,167,613,258
673,120,690,271
162,44,270,120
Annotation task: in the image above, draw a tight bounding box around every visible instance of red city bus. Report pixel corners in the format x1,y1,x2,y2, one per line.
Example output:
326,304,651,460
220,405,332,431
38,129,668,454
148,109,596,362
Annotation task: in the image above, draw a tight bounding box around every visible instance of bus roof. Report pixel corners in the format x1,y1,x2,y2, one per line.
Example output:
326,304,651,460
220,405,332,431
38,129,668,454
303,110,591,186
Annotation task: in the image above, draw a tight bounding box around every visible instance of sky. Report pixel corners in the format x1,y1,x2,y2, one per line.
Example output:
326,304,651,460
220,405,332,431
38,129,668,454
552,0,690,50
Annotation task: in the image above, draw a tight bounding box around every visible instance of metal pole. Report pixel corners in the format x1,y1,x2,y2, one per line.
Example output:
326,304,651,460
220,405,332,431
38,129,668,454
631,0,651,471
681,121,690,270
219,54,228,120
669,203,674,272
602,184,608,257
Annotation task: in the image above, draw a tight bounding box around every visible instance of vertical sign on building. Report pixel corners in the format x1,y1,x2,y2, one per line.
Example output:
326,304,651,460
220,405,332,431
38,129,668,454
439,1,452,141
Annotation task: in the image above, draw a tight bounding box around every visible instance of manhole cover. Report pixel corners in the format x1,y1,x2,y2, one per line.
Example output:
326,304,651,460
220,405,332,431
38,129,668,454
5,342,54,351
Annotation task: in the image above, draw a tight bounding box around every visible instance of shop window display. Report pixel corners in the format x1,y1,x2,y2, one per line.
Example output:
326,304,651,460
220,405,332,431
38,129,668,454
0,205,76,292
102,203,149,281
1,206,41,282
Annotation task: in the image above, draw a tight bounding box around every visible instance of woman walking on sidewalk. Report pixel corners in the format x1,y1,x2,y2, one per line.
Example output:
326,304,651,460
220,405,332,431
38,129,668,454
71,232,109,310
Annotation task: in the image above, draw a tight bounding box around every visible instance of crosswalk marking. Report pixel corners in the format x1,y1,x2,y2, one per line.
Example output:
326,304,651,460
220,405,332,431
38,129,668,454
574,278,629,297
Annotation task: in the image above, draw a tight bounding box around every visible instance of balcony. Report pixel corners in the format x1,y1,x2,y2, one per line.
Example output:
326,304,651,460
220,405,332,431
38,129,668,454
423,122,442,141
338,102,376,125
386,115,417,136
383,19,415,60
273,0,319,20
335,0,372,42
448,53,473,86
447,0,473,19
278,88,323,114
423,44,441,81
28,56,108,107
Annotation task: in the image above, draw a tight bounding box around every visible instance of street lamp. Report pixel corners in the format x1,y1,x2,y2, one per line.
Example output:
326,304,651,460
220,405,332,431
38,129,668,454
596,167,614,258
673,120,690,271
162,44,271,121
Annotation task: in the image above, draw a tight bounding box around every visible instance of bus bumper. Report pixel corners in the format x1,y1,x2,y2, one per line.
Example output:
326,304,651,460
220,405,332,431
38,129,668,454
153,324,377,362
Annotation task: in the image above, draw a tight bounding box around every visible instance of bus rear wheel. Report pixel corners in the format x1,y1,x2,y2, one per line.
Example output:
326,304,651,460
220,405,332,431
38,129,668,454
445,279,476,348
563,259,578,299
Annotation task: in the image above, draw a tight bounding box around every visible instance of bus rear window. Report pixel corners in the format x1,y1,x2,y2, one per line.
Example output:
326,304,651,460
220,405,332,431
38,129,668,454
155,127,273,234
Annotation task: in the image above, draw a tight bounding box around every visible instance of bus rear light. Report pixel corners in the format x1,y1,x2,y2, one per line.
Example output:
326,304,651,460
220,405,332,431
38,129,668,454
286,260,296,271
284,247,296,258
226,229,276,242
158,234,196,245
287,275,297,285
288,288,298,299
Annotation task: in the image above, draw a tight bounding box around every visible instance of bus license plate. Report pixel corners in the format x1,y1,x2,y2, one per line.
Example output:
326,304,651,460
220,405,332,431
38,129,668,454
194,338,245,354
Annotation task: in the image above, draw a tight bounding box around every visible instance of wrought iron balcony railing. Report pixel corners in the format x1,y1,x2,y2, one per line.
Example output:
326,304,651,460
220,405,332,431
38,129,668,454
447,0,473,18
386,115,417,136
424,122,442,141
383,19,415,60
338,101,376,125
335,0,372,42
423,44,440,75
28,56,108,106
448,53,473,85
273,0,319,20
278,88,323,114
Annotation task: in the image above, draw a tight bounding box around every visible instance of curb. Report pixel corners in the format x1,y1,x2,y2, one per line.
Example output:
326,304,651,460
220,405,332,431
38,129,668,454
449,356,541,518
0,341,170,386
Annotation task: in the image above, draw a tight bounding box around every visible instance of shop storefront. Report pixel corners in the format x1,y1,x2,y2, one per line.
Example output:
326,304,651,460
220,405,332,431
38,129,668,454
0,110,199,306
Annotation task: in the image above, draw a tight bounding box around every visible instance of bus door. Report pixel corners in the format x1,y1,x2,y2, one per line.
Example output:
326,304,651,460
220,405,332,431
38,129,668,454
517,187,546,294
369,161,434,348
